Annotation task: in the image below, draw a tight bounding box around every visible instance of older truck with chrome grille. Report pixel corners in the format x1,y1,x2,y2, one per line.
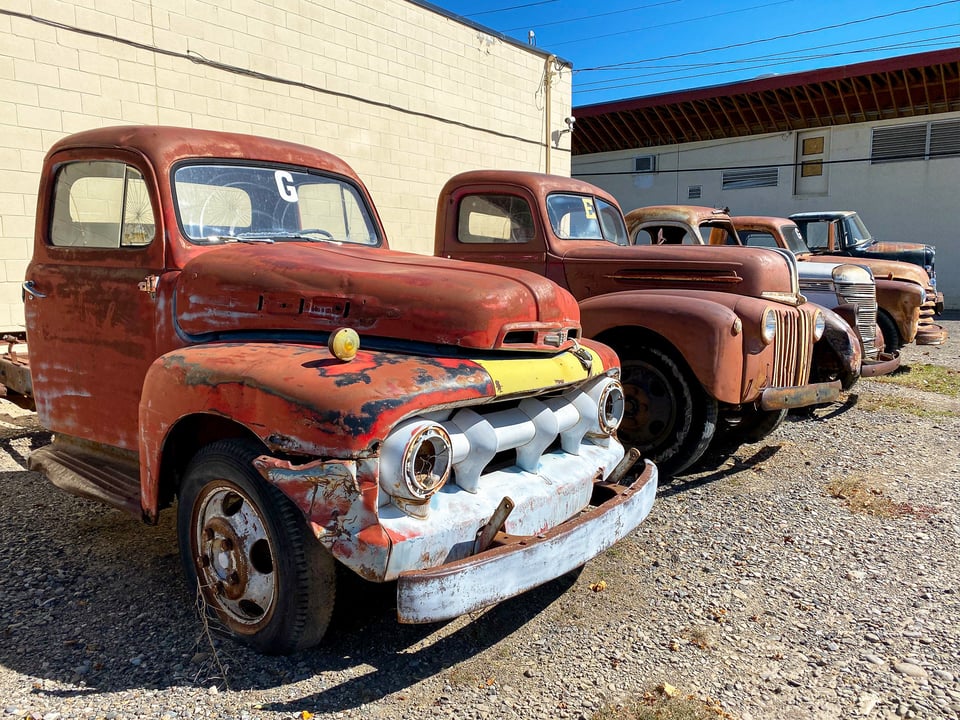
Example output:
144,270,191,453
435,171,840,479
729,215,947,351
0,126,657,655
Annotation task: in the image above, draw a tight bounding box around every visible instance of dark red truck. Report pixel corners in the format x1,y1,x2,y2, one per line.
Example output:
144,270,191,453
436,171,841,476
0,127,658,653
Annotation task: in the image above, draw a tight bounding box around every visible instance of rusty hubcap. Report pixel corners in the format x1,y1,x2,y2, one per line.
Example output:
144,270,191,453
194,484,276,626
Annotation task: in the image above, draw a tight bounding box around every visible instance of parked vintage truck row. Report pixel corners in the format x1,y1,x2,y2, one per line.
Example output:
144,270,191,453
0,126,947,655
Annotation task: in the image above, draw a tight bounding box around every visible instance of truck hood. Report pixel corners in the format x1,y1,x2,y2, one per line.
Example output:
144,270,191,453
557,242,800,301
174,242,581,352
803,255,931,287
853,241,933,269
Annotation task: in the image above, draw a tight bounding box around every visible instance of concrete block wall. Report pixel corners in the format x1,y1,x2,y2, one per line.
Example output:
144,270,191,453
0,0,573,330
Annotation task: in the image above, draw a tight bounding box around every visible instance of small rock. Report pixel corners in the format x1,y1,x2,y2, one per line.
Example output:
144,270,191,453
893,662,928,679
846,570,867,582
863,653,886,665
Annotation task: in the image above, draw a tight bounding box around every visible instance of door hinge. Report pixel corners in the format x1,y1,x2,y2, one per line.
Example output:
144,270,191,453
138,274,159,296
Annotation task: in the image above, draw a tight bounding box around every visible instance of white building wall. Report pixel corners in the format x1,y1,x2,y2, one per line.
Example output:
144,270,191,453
574,112,960,308
0,0,573,330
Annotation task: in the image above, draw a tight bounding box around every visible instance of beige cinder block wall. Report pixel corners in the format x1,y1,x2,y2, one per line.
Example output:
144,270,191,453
0,0,573,330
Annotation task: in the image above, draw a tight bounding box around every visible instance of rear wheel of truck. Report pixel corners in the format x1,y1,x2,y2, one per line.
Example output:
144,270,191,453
618,347,717,479
177,439,335,655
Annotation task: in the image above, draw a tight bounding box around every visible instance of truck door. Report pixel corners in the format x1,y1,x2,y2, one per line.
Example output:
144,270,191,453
24,151,164,451
439,189,548,277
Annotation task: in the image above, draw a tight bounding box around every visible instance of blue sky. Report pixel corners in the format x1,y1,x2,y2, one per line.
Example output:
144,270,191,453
427,0,960,107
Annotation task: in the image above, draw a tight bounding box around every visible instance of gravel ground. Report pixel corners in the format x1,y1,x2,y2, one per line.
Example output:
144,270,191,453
0,315,957,720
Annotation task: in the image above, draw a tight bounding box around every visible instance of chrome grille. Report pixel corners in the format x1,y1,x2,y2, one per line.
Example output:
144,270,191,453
836,281,878,359
772,308,812,386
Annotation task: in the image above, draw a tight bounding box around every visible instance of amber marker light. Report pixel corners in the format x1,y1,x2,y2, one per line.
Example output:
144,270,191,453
731,317,743,335
329,327,360,361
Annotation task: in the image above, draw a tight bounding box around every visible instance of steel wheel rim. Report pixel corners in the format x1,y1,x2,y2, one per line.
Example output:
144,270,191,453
619,361,680,450
193,482,277,629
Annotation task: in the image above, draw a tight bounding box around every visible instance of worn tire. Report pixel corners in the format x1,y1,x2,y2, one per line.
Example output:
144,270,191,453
177,439,335,655
618,346,718,479
877,310,902,351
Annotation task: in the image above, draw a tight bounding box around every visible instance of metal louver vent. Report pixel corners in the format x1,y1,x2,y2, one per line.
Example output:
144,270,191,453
688,185,702,199
871,123,926,163
930,119,960,158
721,167,778,190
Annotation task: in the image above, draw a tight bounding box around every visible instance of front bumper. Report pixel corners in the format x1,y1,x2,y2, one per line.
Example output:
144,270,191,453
860,351,901,378
396,459,658,624
916,323,948,346
759,380,841,410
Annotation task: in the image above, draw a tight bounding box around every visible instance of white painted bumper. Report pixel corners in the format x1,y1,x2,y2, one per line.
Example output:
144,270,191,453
395,459,658,624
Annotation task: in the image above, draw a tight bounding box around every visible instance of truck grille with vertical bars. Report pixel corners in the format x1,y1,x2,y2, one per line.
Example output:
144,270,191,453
835,280,878,359
771,309,812,387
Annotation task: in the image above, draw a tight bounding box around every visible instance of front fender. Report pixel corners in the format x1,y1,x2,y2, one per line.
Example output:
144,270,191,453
579,290,748,404
875,280,922,344
811,304,861,390
137,340,615,517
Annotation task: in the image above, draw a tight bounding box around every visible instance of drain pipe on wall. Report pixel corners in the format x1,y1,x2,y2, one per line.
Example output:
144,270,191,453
545,54,555,175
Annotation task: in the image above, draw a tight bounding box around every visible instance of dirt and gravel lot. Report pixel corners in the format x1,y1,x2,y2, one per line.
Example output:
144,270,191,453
0,315,957,720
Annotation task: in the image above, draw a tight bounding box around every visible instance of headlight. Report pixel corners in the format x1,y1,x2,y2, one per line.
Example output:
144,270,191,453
380,419,452,517
832,264,871,285
596,380,625,434
813,309,826,341
761,308,777,345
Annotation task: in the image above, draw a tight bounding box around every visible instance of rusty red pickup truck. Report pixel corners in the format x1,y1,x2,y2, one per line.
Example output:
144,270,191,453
0,126,658,654
436,171,840,477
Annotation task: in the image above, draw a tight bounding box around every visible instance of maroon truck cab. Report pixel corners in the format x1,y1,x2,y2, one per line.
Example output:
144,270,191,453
437,170,840,476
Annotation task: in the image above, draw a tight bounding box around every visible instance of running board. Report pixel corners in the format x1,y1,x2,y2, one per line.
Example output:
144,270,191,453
29,440,142,518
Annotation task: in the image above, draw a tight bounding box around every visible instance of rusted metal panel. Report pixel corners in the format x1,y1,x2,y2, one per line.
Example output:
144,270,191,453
760,380,841,411
396,460,657,624
175,241,583,354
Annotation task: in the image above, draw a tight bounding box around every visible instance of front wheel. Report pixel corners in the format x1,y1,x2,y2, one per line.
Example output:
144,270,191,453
877,311,902,351
177,439,336,655
618,347,718,479
720,407,788,445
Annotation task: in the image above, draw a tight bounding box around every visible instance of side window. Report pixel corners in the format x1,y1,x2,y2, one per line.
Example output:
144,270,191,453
457,194,534,244
803,221,829,250
738,230,778,248
50,161,155,248
700,223,736,245
636,224,692,244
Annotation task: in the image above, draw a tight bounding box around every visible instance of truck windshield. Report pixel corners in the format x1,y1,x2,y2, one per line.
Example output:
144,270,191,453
173,163,381,246
781,224,810,254
546,194,628,245
844,213,873,244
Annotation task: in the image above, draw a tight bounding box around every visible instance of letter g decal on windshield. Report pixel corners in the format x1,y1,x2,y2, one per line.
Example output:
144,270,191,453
275,170,298,202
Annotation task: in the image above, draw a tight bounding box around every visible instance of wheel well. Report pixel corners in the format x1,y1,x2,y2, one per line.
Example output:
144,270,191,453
592,325,687,372
156,414,264,510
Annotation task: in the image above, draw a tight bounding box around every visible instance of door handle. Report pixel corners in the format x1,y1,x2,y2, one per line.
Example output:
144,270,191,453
22,281,46,299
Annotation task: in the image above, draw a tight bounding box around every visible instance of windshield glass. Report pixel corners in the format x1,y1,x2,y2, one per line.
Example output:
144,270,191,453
844,213,873,244
780,224,809,254
546,193,628,245
173,163,381,246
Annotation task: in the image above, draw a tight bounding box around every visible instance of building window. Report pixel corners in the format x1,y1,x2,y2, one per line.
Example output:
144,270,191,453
871,119,960,163
721,167,778,190
687,185,702,199
633,154,656,173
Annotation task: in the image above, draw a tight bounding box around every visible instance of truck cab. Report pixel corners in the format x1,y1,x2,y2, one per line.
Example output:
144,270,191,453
437,171,840,477
731,216,946,350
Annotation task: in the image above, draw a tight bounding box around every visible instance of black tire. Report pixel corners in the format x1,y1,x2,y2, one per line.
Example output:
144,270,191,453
618,346,718,478
177,439,335,654
721,407,788,444
877,311,902,351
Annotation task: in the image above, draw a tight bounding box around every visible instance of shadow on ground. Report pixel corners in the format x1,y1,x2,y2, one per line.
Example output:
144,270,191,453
0,427,580,711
